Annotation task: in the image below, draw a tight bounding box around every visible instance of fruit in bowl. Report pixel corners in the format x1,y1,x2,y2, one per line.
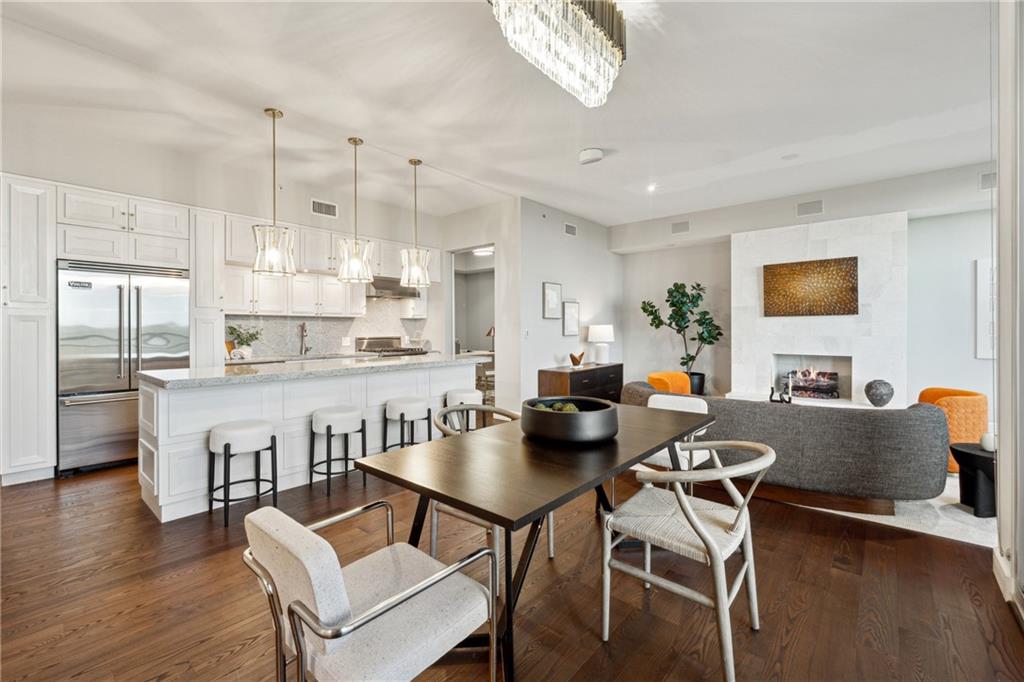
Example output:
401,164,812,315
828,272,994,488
532,401,580,413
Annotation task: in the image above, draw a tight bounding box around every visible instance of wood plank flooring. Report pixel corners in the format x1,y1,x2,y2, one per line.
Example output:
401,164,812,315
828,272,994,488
2,464,1023,681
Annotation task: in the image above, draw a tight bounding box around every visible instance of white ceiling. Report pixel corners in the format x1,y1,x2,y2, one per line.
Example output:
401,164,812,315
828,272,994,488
2,2,995,225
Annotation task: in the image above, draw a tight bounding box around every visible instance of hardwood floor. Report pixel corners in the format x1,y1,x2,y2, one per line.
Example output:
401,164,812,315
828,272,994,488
2,464,1023,681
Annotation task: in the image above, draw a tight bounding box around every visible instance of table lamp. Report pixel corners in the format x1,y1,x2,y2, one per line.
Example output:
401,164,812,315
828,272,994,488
587,324,614,364
485,325,495,352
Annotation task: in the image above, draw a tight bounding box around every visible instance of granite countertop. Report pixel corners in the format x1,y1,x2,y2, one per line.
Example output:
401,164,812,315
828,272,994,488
137,354,483,390
225,353,368,366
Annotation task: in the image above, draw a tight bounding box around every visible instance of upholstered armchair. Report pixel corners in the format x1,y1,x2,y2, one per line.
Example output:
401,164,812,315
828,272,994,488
647,371,691,394
918,387,988,473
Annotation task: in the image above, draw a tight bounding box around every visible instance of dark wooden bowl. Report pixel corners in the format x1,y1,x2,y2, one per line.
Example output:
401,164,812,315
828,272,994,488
520,397,619,443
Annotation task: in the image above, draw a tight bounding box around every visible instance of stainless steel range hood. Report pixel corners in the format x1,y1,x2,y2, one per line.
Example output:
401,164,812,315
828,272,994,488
367,276,421,299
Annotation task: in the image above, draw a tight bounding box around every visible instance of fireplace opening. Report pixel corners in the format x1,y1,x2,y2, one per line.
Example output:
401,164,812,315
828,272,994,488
772,353,852,401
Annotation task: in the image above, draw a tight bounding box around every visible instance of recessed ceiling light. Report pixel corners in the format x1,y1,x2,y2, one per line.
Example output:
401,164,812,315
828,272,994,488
646,183,657,193
472,247,495,257
781,153,800,161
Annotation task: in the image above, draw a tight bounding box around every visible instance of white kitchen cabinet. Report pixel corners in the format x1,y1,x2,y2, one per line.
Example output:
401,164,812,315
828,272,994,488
2,307,56,474
376,239,404,279
57,186,128,230
225,214,262,266
131,199,189,238
319,277,366,317
299,228,335,275
347,282,367,317
400,289,428,319
190,308,226,369
223,265,254,314
290,273,319,315
57,223,129,263
191,209,225,309
254,274,288,315
2,176,55,306
129,234,189,268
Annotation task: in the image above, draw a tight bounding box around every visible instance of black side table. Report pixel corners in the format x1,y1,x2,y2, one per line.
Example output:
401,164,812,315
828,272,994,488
950,443,996,518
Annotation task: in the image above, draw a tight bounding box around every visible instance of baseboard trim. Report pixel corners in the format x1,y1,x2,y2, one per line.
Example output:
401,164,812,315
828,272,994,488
993,548,1016,601
2,466,55,487
697,479,896,515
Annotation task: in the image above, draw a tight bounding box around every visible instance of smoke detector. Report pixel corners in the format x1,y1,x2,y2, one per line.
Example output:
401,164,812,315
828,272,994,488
578,148,604,165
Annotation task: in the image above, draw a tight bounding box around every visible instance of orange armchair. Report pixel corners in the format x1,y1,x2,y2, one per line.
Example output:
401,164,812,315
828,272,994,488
918,387,988,473
647,371,691,395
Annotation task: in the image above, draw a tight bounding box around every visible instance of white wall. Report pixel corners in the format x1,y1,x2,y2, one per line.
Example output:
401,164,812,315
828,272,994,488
454,271,494,352
621,241,732,394
517,198,624,400
908,210,996,417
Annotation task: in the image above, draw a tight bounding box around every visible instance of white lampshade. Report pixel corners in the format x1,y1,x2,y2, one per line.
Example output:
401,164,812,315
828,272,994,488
588,324,615,343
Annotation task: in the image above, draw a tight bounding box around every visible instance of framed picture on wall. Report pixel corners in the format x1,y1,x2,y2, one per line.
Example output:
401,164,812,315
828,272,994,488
543,281,562,319
562,300,580,336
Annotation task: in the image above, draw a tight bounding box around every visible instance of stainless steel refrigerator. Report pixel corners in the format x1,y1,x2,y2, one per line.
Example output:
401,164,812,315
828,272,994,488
57,260,189,473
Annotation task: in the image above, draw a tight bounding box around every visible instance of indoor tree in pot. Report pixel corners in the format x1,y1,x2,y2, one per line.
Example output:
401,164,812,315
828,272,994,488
641,282,723,395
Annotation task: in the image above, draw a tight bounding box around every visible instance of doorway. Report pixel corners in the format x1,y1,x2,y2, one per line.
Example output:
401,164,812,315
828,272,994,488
452,245,495,404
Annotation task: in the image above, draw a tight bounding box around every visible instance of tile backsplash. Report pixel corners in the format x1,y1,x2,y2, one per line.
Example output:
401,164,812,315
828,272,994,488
226,298,433,357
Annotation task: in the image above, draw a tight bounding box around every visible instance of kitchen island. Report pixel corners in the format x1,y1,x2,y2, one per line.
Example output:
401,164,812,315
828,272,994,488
136,354,482,522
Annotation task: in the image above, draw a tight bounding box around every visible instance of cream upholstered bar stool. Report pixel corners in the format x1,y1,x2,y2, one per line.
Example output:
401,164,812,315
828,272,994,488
208,419,278,527
430,404,556,597
308,405,367,495
382,396,432,451
601,441,776,682
242,504,497,682
444,388,484,431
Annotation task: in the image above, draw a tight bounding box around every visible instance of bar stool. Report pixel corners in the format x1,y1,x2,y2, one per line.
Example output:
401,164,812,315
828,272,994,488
445,388,484,432
208,419,277,527
382,397,432,451
309,405,367,495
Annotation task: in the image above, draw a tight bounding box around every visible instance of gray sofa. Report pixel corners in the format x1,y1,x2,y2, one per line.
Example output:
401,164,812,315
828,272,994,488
622,382,948,500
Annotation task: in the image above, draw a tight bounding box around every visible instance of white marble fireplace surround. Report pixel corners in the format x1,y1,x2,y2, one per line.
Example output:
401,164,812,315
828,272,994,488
728,212,908,408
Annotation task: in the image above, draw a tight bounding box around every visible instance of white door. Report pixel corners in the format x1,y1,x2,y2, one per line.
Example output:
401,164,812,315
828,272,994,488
225,214,262,266
190,308,226,369
254,274,288,315
2,307,56,473
191,210,225,309
290,273,319,316
300,228,335,275
57,186,128,230
3,177,55,306
129,235,190,269
223,266,254,314
57,224,129,263
319,276,351,316
130,199,190,238
377,240,404,279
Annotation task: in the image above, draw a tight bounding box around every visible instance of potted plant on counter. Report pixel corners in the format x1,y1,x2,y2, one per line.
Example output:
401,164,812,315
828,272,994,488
640,282,723,395
226,324,262,360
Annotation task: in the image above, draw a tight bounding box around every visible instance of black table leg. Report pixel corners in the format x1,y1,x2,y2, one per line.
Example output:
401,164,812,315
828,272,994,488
502,518,543,682
407,494,430,547
594,483,613,513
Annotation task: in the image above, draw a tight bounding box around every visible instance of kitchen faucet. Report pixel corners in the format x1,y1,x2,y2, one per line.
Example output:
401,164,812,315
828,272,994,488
299,322,312,356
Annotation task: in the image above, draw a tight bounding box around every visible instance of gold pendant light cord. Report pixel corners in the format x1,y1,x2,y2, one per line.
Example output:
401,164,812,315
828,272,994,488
413,162,418,248
353,141,358,239
272,114,277,227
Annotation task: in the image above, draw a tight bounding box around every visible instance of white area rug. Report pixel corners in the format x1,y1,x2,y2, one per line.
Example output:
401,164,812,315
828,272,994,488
807,475,998,548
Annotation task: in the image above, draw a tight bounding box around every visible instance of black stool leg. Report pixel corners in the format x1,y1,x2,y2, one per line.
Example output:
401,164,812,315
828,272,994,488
208,450,214,513
308,424,315,488
223,443,231,527
382,416,388,452
325,425,333,497
400,414,407,448
254,447,262,507
360,419,367,486
343,432,350,478
270,435,278,507
427,408,433,441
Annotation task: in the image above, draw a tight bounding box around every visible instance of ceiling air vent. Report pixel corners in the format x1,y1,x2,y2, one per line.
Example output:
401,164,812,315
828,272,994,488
671,220,691,235
979,172,997,190
796,199,824,217
564,223,578,236
311,198,338,218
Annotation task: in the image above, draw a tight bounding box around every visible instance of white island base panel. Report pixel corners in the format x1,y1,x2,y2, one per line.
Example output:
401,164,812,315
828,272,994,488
138,364,476,522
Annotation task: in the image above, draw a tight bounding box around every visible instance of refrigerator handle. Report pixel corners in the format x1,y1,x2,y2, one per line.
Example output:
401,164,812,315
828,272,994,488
117,284,126,379
135,285,143,373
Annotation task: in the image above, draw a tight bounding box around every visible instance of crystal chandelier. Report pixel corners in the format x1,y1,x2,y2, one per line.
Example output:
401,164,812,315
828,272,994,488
252,108,296,276
337,137,375,283
492,0,626,108
400,159,431,288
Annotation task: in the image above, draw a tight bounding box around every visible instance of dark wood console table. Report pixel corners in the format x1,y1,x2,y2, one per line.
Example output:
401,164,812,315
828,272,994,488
537,362,623,402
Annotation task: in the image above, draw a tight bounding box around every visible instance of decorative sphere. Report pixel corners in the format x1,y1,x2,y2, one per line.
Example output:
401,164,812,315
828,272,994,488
864,379,894,407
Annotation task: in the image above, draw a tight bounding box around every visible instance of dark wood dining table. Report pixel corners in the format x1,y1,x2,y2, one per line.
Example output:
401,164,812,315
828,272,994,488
355,403,714,681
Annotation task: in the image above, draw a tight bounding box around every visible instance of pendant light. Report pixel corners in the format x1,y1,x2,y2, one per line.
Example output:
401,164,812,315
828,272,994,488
337,137,375,283
252,107,296,277
400,158,431,288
